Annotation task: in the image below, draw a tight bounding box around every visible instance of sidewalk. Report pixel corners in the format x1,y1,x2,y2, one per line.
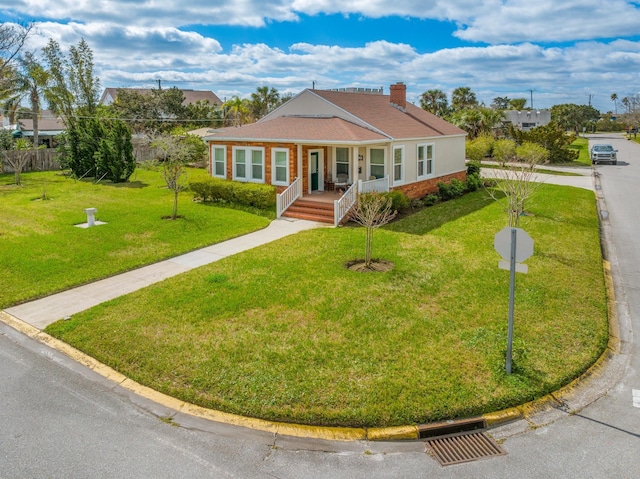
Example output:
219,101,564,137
481,166,595,191
5,218,324,329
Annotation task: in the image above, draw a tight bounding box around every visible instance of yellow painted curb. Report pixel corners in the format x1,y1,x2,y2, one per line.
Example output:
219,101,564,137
483,407,523,427
367,425,419,441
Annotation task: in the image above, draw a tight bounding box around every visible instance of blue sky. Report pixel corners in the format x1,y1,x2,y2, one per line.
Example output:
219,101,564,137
2,1,640,113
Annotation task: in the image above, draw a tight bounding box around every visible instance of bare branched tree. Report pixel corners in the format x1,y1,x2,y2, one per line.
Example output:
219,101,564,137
486,141,549,227
350,192,397,267
0,22,33,76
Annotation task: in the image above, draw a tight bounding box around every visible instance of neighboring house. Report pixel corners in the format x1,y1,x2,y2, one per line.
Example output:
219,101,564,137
1,110,65,147
99,88,222,107
204,82,467,224
503,110,551,131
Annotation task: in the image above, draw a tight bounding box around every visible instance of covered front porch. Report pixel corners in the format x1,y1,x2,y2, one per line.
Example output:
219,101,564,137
277,176,389,226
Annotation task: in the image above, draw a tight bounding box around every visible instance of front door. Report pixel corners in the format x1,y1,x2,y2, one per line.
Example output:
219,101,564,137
310,151,319,190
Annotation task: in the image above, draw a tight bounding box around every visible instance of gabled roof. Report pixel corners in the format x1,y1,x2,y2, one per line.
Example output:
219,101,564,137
205,116,388,143
17,111,65,134
206,87,465,144
311,89,465,139
100,88,222,106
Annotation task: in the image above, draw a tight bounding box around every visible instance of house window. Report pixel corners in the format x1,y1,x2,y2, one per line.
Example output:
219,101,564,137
417,143,434,179
393,146,404,184
369,148,385,179
336,147,349,177
212,146,226,178
233,146,264,182
272,148,289,186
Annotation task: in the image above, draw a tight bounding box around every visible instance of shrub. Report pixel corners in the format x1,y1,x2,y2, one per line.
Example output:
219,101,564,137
466,161,481,176
384,190,409,212
465,172,482,192
437,178,466,201
190,178,275,209
492,138,517,163
423,194,439,206
232,182,276,209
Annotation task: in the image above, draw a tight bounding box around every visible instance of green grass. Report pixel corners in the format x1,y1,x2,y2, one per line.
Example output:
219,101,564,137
568,136,591,166
45,185,609,428
0,168,270,308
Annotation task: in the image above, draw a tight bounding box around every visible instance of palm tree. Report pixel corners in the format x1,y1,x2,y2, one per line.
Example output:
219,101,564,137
222,96,251,126
451,86,478,111
16,53,49,147
250,86,280,121
419,89,448,117
611,93,618,115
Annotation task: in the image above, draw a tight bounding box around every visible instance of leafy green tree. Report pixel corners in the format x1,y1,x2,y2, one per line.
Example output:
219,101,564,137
491,96,511,110
419,89,449,116
183,100,223,129
94,119,135,183
42,38,100,125
151,131,205,219
492,138,517,162
451,87,478,111
510,121,577,163
509,98,527,110
551,103,600,133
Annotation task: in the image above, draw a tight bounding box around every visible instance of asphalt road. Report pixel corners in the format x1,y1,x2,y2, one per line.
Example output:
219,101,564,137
1,133,639,478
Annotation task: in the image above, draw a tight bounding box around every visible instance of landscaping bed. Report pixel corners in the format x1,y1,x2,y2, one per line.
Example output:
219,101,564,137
45,185,609,427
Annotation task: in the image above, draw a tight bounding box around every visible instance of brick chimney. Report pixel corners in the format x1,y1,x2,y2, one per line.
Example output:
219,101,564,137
389,82,407,109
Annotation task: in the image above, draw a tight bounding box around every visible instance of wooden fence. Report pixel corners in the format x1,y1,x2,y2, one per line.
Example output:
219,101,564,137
1,144,164,173
1,149,61,173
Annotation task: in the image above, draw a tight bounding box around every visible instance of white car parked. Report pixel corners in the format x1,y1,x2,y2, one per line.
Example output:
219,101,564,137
590,144,618,165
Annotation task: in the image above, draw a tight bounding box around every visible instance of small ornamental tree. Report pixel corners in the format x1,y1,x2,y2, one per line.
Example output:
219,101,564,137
488,141,549,227
350,192,397,269
5,137,33,185
151,133,200,219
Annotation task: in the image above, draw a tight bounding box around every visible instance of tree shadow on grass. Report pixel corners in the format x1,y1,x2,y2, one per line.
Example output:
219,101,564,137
384,189,500,236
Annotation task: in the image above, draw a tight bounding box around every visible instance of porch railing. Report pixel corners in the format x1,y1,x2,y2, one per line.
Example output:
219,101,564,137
358,176,389,194
334,182,358,226
276,177,301,218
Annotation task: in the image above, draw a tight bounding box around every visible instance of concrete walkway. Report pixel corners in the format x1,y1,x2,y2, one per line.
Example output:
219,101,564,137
481,166,595,190
5,218,323,330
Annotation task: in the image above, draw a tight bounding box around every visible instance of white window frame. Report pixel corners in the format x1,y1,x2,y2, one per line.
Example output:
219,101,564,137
393,145,404,185
335,147,350,180
368,147,385,180
233,146,265,183
271,147,290,186
212,145,226,178
417,143,434,180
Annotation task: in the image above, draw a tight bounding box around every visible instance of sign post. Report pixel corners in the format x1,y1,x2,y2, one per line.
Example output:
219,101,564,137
494,227,534,374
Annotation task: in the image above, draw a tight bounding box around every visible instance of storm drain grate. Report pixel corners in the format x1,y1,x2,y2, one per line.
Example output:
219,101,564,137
425,431,506,466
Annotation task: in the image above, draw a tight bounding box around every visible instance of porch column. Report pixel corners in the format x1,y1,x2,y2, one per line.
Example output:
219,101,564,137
352,146,358,183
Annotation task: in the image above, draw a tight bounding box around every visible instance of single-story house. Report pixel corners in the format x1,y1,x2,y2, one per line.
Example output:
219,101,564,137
99,88,222,107
204,82,467,224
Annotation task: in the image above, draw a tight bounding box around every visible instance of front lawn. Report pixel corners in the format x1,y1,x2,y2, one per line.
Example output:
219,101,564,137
46,185,609,428
568,136,591,165
0,168,270,308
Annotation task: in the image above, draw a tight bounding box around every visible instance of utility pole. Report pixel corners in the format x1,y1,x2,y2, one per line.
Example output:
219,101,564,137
157,79,162,89
588,94,593,106
528,89,534,109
